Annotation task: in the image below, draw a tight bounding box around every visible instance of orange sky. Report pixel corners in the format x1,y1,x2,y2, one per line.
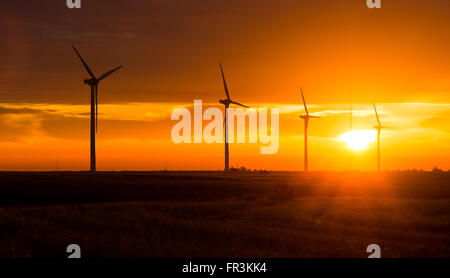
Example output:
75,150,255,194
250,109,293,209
0,0,449,171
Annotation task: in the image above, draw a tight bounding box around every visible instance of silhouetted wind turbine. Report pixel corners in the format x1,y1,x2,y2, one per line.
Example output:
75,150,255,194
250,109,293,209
349,93,354,170
300,88,320,172
373,103,385,172
72,45,123,172
219,63,250,172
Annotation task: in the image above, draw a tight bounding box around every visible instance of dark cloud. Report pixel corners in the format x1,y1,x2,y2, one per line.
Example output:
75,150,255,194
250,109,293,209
0,105,173,141
0,0,449,105
40,114,172,140
0,106,39,114
0,106,58,115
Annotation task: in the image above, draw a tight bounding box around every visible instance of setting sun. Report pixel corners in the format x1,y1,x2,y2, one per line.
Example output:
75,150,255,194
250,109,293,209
338,130,377,151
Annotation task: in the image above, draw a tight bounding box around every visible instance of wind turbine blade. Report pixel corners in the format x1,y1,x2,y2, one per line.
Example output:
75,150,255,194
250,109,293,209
230,101,250,108
72,45,96,79
373,103,381,126
96,85,98,133
99,65,123,81
219,63,231,100
300,88,309,115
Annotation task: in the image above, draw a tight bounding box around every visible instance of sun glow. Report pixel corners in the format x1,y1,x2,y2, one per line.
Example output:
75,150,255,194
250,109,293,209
338,130,377,151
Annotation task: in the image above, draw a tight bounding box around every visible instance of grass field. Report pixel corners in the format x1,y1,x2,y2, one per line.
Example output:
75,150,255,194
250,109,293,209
0,171,449,258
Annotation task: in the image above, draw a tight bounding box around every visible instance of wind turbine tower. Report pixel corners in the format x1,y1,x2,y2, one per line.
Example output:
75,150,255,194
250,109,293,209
219,63,250,172
300,88,320,172
373,103,385,172
72,45,123,172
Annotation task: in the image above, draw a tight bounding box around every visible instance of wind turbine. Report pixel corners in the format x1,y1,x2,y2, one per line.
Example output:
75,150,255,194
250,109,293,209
349,92,354,170
219,63,250,172
300,88,319,172
72,45,123,172
373,103,385,172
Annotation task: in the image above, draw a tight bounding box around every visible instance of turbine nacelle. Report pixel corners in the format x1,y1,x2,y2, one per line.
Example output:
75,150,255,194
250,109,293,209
300,115,320,120
84,78,98,86
220,99,231,106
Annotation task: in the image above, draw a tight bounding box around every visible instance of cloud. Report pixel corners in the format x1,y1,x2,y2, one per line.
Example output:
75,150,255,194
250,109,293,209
40,114,172,141
0,114,39,142
420,109,450,133
0,106,41,115
0,105,51,141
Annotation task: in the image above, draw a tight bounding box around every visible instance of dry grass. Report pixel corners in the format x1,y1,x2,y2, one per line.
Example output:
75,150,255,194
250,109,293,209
0,171,449,258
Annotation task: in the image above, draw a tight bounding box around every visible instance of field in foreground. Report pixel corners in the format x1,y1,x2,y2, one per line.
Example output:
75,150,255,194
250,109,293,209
0,171,449,258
